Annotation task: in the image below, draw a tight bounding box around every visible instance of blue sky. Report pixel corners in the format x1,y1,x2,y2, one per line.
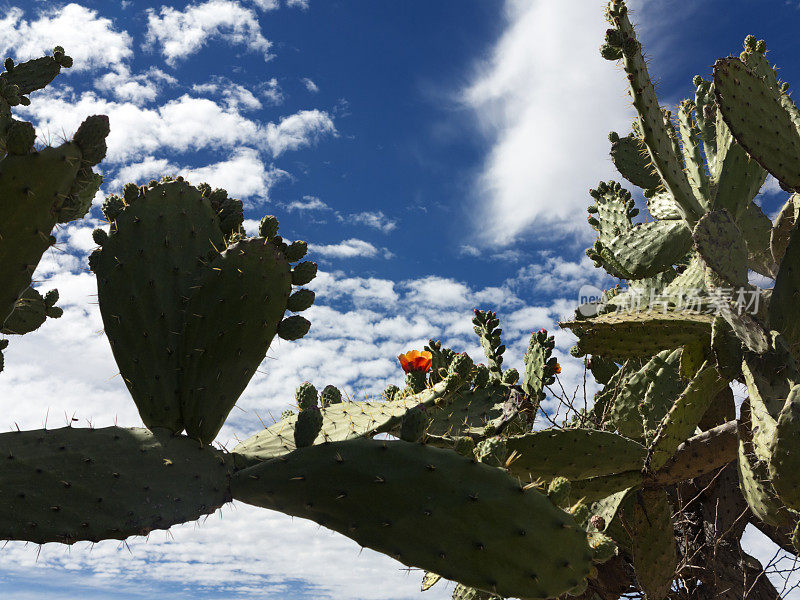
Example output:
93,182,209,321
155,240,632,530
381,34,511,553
2,0,800,598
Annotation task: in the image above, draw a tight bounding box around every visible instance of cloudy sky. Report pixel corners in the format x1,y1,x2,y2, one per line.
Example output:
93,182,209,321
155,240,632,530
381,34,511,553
2,0,800,598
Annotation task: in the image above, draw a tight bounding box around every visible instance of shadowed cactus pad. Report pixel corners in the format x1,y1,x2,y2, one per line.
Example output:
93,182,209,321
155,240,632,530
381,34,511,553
231,438,595,599
90,179,226,432
92,178,313,440
180,237,292,443
0,426,231,544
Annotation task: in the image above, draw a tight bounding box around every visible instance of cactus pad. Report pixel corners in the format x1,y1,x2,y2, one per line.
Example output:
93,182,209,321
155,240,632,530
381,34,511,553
0,426,231,544
231,438,595,599
180,238,292,443
504,429,646,481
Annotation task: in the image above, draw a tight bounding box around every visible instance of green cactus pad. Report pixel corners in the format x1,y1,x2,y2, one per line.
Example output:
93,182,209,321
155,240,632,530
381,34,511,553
320,384,342,406
770,223,800,355
233,378,460,464
1,52,66,96
768,385,800,511
714,57,800,189
646,362,726,472
567,471,643,506
738,402,796,529
58,168,103,224
5,119,35,155
294,408,323,448
0,426,231,544
772,194,800,265
231,438,594,599
609,134,661,190
646,191,681,220
711,315,743,381
475,436,508,467
711,122,767,220
740,201,776,278
639,349,685,441
606,6,703,222
180,238,292,443
424,386,506,438
91,179,225,432
692,210,748,287
2,286,60,335
0,143,83,325
522,329,557,407
631,489,677,600
606,220,692,280
677,101,710,203
563,310,714,361
504,429,646,481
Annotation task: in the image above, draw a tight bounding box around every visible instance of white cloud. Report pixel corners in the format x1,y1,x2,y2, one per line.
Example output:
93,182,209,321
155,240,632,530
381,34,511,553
265,109,336,156
259,77,285,105
286,0,310,8
181,148,288,201
309,238,392,260
464,0,636,245
20,91,335,163
248,0,281,9
144,0,272,66
302,77,319,93
341,210,397,233
286,195,331,211
193,77,264,111
109,149,288,202
95,65,176,105
0,4,132,72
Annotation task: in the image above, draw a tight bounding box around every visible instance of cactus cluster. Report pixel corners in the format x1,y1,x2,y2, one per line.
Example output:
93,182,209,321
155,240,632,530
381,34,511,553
5,3,800,599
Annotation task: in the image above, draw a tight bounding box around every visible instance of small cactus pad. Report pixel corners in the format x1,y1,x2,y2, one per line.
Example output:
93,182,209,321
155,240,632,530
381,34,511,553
233,378,460,464
0,143,83,325
646,362,726,472
231,438,594,599
692,210,748,287
768,385,800,511
0,426,231,544
294,408,323,448
631,489,677,600
1,50,70,96
770,223,800,355
505,429,647,481
606,220,692,280
180,238,292,443
609,133,661,190
2,286,61,335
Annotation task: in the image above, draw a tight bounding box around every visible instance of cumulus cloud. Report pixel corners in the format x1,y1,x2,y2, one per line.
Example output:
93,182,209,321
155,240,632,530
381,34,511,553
265,109,337,156
193,77,264,111
95,66,177,105
19,91,335,163
464,0,636,245
109,149,288,202
0,4,132,71
309,238,392,259
144,0,272,66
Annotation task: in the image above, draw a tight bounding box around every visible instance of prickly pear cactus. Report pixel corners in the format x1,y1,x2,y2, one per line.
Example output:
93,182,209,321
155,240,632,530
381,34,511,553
5,4,800,599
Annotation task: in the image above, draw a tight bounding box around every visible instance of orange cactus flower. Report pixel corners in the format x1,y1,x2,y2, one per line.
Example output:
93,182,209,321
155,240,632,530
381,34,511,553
398,350,433,373
555,362,562,374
